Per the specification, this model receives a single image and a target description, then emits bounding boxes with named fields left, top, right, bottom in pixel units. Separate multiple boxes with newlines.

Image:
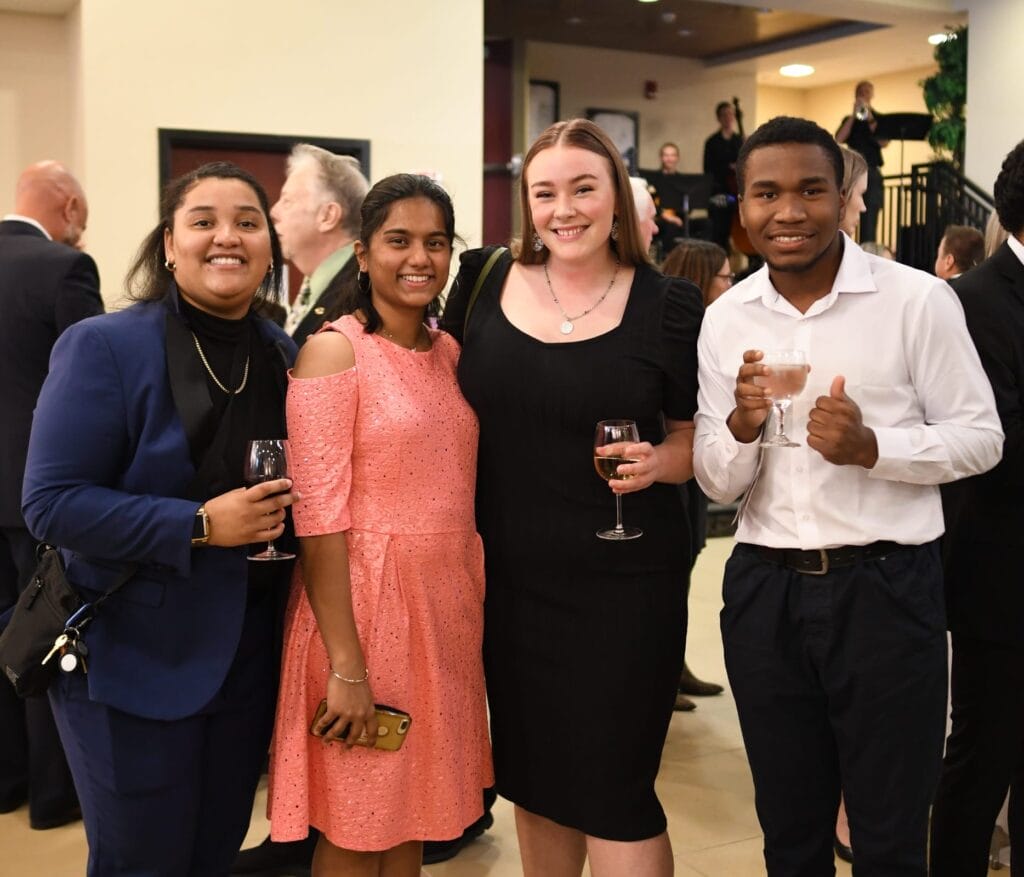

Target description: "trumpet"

left=855, top=102, right=870, bottom=122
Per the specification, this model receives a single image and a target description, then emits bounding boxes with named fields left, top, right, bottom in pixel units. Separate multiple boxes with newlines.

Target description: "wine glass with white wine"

left=593, top=420, right=643, bottom=541
left=753, top=350, right=808, bottom=448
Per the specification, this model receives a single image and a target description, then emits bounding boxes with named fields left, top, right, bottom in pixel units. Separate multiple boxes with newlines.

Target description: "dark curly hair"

left=994, top=140, right=1024, bottom=237
left=354, top=173, right=456, bottom=334
left=736, top=116, right=844, bottom=194
left=125, top=161, right=283, bottom=307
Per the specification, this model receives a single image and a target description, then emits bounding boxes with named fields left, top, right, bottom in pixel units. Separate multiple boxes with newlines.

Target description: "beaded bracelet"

left=331, top=667, right=369, bottom=684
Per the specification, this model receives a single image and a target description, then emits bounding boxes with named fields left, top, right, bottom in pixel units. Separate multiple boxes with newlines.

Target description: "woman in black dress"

left=443, top=119, right=701, bottom=876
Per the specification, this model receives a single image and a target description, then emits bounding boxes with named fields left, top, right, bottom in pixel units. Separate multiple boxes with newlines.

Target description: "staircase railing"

left=877, top=161, right=993, bottom=270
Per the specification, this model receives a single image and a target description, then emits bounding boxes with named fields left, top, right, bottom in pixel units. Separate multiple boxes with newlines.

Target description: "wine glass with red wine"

left=244, top=439, right=296, bottom=561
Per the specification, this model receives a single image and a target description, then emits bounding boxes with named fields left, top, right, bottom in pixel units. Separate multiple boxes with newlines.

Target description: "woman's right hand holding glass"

left=728, top=349, right=772, bottom=443
left=319, top=669, right=377, bottom=748
left=201, top=479, right=296, bottom=548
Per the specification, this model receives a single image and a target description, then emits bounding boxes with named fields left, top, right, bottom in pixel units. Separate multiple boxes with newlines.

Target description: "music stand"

left=875, top=113, right=932, bottom=172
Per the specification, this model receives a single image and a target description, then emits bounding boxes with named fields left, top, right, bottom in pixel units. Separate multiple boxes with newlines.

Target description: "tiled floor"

left=0, top=538, right=853, bottom=875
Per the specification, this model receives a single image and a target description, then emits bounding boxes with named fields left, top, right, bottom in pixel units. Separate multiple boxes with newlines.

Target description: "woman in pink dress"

left=268, top=174, right=492, bottom=875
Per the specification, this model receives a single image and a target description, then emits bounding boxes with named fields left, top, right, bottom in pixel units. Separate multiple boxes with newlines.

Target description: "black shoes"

left=673, top=693, right=697, bottom=711
left=422, top=810, right=495, bottom=865
left=678, top=664, right=725, bottom=698
left=29, top=802, right=81, bottom=830
left=230, top=833, right=317, bottom=876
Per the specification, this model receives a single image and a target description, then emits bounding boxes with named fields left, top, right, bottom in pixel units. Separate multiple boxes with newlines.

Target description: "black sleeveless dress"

left=444, top=249, right=702, bottom=841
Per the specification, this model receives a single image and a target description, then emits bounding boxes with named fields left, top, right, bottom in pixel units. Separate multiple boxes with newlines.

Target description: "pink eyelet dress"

left=267, top=315, right=493, bottom=851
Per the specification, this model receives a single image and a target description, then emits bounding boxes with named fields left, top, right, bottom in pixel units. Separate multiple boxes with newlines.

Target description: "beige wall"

left=40, top=0, right=483, bottom=303
left=0, top=11, right=73, bottom=215
left=757, top=65, right=937, bottom=177
left=525, top=41, right=756, bottom=174
left=962, top=0, right=1024, bottom=195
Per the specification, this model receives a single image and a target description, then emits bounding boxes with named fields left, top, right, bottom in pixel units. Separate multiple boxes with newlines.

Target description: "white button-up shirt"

left=694, top=235, right=1003, bottom=549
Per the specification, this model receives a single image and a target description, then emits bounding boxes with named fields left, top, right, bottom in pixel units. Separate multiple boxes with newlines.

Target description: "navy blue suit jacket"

left=22, top=290, right=297, bottom=720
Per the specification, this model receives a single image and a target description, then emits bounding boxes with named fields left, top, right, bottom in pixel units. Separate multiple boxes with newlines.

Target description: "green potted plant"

left=921, top=26, right=967, bottom=170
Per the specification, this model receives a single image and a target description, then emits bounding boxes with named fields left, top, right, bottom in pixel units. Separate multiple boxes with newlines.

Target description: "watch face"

left=192, top=510, right=208, bottom=541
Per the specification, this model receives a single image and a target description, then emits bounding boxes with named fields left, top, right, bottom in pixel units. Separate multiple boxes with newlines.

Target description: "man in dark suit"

left=0, top=160, right=103, bottom=828
left=271, top=143, right=368, bottom=346
left=931, top=139, right=1024, bottom=875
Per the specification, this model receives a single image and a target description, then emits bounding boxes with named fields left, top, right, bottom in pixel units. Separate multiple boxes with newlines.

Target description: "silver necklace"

left=379, top=324, right=429, bottom=351
left=191, top=332, right=249, bottom=394
left=543, top=259, right=620, bottom=335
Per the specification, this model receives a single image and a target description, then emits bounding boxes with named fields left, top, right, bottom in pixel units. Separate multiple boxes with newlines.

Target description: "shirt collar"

left=2, top=214, right=51, bottom=240
left=1006, top=233, right=1024, bottom=268
left=308, top=242, right=355, bottom=300
left=736, top=232, right=878, bottom=313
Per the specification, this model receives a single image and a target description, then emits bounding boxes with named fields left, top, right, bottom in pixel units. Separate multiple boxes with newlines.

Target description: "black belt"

left=746, top=540, right=905, bottom=576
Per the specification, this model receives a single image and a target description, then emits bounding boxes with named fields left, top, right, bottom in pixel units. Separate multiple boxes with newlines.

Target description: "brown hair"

left=517, top=119, right=649, bottom=267
left=941, top=224, right=985, bottom=273
left=662, top=239, right=727, bottom=306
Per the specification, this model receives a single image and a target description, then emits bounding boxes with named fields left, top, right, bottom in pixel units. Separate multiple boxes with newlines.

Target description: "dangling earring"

left=610, top=220, right=620, bottom=242
left=164, top=259, right=176, bottom=271
left=531, top=232, right=545, bottom=253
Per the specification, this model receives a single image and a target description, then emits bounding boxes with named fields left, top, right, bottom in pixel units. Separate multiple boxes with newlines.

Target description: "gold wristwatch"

left=191, top=504, right=210, bottom=546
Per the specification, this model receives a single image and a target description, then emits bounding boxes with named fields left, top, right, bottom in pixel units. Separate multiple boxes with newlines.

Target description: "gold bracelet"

left=331, top=667, right=369, bottom=684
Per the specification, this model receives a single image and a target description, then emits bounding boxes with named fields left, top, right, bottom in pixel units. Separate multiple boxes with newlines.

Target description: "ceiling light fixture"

left=779, top=64, right=815, bottom=77
left=928, top=32, right=950, bottom=45
left=638, top=0, right=660, bottom=4
left=677, top=28, right=692, bottom=37
left=566, top=15, right=582, bottom=25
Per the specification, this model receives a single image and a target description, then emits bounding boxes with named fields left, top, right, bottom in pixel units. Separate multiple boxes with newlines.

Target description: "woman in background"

left=840, top=146, right=869, bottom=240
left=269, top=174, right=492, bottom=877
left=22, top=162, right=297, bottom=875
left=660, top=237, right=732, bottom=711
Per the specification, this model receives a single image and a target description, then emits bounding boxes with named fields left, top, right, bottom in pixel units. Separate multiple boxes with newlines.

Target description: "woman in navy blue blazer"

left=22, top=162, right=298, bottom=876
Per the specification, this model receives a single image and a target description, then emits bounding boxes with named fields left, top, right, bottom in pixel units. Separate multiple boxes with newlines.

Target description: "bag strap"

left=464, top=246, right=508, bottom=337
left=39, top=544, right=138, bottom=633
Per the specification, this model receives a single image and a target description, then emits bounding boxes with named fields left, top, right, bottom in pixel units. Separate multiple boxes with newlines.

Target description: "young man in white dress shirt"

left=693, top=116, right=1003, bottom=877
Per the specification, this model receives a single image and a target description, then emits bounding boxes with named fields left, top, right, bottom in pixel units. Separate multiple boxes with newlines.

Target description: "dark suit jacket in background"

left=0, top=220, right=103, bottom=528
left=943, top=241, right=1024, bottom=647
left=291, top=253, right=358, bottom=345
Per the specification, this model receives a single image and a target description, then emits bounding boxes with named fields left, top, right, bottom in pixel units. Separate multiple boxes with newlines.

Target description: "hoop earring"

left=531, top=232, right=545, bottom=253
left=164, top=259, right=176, bottom=271
left=610, top=220, right=619, bottom=242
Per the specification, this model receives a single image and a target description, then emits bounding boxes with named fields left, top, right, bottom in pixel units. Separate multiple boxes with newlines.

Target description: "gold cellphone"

left=309, top=699, right=412, bottom=751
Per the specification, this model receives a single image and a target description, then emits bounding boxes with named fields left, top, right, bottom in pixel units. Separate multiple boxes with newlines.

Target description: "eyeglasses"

left=716, top=272, right=735, bottom=285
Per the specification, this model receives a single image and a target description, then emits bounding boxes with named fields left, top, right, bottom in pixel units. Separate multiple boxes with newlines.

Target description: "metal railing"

left=876, top=161, right=994, bottom=270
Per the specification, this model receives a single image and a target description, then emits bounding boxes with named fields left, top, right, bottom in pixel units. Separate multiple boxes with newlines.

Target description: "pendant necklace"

left=544, top=258, right=620, bottom=335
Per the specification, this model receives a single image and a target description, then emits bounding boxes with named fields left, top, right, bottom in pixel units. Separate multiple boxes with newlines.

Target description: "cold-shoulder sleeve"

left=658, top=276, right=703, bottom=421
left=286, top=368, right=358, bottom=536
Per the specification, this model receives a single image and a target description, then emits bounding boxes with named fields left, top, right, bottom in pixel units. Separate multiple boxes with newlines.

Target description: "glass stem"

left=266, top=539, right=275, bottom=553
left=614, top=493, right=625, bottom=533
left=775, top=403, right=786, bottom=440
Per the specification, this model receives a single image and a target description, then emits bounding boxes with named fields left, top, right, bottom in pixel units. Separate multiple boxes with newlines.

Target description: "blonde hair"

left=985, top=211, right=1009, bottom=258
left=840, top=146, right=868, bottom=197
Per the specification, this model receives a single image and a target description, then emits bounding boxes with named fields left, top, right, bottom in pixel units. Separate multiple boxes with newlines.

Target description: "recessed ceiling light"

left=779, top=64, right=815, bottom=77
left=928, top=32, right=950, bottom=45
left=566, top=15, right=582, bottom=24
left=677, top=28, right=692, bottom=37
left=638, top=0, right=660, bottom=4
left=661, top=11, right=677, bottom=22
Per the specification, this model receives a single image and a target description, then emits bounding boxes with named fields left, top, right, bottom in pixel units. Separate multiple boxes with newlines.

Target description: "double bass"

left=726, top=97, right=756, bottom=256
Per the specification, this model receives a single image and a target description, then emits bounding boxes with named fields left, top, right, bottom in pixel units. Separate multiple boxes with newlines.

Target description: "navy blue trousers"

left=49, top=588, right=277, bottom=877
left=722, top=541, right=947, bottom=877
